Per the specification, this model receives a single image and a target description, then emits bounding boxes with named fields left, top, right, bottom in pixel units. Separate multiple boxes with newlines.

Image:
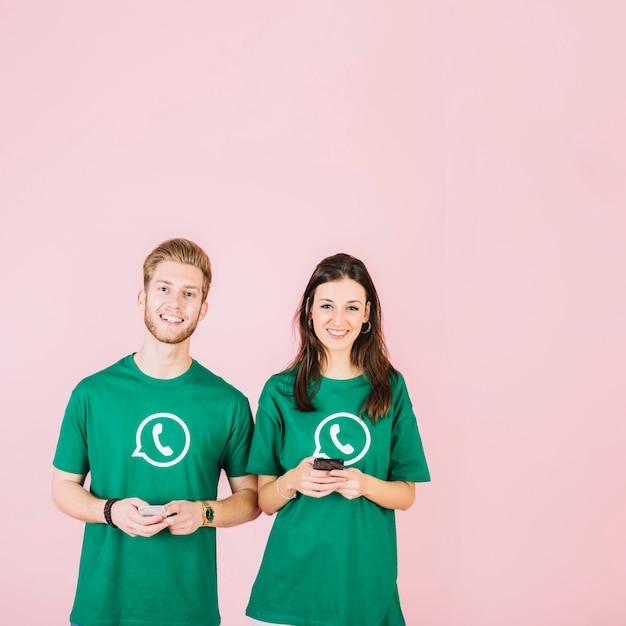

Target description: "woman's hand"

left=331, top=467, right=372, bottom=500
left=331, top=469, right=417, bottom=510
left=258, top=456, right=347, bottom=515
left=288, top=456, right=346, bottom=498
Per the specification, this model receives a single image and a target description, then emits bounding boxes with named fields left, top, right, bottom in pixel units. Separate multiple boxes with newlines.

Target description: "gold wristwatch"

left=201, top=500, right=215, bottom=527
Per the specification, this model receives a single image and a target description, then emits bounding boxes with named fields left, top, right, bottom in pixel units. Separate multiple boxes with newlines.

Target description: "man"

left=52, top=238, right=259, bottom=626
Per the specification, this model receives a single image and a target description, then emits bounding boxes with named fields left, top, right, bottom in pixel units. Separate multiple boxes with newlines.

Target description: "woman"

left=246, top=253, right=430, bottom=626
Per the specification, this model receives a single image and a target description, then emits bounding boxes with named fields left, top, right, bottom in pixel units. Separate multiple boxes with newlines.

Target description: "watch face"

left=205, top=505, right=214, bottom=523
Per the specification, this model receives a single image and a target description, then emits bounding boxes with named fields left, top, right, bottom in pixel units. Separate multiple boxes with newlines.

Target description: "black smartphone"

left=313, top=457, right=344, bottom=470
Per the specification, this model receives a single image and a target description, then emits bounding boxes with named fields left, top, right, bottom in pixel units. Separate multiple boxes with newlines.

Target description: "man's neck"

left=133, top=334, right=193, bottom=380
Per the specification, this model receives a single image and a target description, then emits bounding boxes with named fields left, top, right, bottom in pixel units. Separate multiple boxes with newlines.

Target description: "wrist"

left=200, top=500, right=215, bottom=527
left=103, top=498, right=120, bottom=528
left=362, top=473, right=376, bottom=499
left=276, top=474, right=297, bottom=501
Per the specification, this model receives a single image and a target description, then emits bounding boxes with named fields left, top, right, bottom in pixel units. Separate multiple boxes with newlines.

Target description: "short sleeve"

left=52, top=384, right=90, bottom=475
left=246, top=376, right=286, bottom=476
left=218, top=393, right=255, bottom=478
left=388, top=373, right=430, bottom=482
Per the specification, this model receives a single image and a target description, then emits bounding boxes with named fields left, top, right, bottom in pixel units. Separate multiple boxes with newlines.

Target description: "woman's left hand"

left=330, top=472, right=417, bottom=510
left=330, top=467, right=372, bottom=500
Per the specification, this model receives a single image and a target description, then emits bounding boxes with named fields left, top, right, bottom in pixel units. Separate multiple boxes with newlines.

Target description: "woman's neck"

left=320, top=352, right=363, bottom=380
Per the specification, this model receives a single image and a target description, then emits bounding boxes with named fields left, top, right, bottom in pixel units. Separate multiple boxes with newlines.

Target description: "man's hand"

left=164, top=500, right=203, bottom=535
left=109, top=497, right=170, bottom=537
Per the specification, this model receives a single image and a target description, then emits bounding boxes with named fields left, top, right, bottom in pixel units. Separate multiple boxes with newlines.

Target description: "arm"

left=51, top=468, right=169, bottom=537
left=332, top=467, right=416, bottom=510
left=165, top=473, right=260, bottom=535
left=257, top=456, right=346, bottom=516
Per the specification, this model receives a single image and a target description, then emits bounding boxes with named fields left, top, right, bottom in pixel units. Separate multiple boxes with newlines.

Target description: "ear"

left=138, top=290, right=146, bottom=309
left=198, top=300, right=209, bottom=322
left=364, top=300, right=371, bottom=322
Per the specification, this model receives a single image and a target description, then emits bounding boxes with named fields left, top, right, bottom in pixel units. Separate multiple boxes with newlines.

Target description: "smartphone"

left=138, top=504, right=167, bottom=516
left=313, top=457, right=344, bottom=470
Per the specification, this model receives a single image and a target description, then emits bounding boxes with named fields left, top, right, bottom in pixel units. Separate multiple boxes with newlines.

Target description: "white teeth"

left=161, top=314, right=183, bottom=323
left=328, top=329, right=348, bottom=337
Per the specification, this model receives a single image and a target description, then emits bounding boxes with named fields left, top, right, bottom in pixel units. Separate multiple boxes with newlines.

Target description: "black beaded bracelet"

left=104, top=498, right=120, bottom=528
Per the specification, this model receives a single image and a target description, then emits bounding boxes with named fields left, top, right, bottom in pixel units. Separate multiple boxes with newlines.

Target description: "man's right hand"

left=109, top=497, right=169, bottom=537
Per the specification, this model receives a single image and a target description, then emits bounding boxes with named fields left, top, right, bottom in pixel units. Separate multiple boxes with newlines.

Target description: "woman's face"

left=309, top=278, right=370, bottom=358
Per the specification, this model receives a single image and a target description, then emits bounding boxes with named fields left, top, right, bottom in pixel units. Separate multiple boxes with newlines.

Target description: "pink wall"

left=1, top=2, right=624, bottom=624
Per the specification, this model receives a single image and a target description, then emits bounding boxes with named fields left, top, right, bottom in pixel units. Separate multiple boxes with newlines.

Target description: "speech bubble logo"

left=132, top=412, right=190, bottom=467
left=312, top=412, right=371, bottom=466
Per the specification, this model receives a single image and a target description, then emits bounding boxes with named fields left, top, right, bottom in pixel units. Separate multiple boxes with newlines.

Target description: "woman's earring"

left=308, top=319, right=314, bottom=330
left=361, top=321, right=372, bottom=334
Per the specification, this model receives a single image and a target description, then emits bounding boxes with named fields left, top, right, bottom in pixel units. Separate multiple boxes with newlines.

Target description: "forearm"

left=362, top=477, right=415, bottom=510
left=52, top=474, right=106, bottom=524
left=258, top=473, right=296, bottom=516
left=207, top=486, right=260, bottom=527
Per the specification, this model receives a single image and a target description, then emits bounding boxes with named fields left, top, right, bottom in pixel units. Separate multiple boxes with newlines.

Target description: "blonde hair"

left=143, top=238, right=212, bottom=301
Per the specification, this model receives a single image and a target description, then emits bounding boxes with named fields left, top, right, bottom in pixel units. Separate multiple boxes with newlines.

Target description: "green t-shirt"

left=53, top=355, right=254, bottom=626
left=245, top=370, right=430, bottom=626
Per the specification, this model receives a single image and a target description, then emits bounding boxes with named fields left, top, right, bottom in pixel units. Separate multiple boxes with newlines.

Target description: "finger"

left=302, top=478, right=342, bottom=489
left=141, top=514, right=166, bottom=526
left=301, top=489, right=334, bottom=499
left=308, top=476, right=346, bottom=487
left=303, top=482, right=342, bottom=495
left=141, top=521, right=168, bottom=536
left=168, top=522, right=194, bottom=535
left=334, top=489, right=356, bottom=500
left=164, top=501, right=181, bottom=514
left=126, top=497, right=149, bottom=509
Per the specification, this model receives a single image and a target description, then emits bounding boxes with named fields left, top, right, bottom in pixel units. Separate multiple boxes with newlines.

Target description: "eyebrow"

left=318, top=298, right=363, bottom=304
left=155, top=280, right=201, bottom=291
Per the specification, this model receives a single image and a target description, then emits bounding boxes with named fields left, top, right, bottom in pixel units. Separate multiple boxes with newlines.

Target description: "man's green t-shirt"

left=246, top=370, right=430, bottom=626
left=53, top=355, right=253, bottom=626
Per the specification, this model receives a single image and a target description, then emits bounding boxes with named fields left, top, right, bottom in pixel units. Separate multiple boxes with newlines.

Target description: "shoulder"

left=261, top=368, right=296, bottom=395
left=71, top=355, right=132, bottom=394
left=191, top=360, right=250, bottom=404
left=390, top=369, right=406, bottom=387
left=389, top=370, right=411, bottom=397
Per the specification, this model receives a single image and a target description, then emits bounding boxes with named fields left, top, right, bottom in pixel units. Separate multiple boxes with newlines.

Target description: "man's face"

left=139, top=261, right=208, bottom=345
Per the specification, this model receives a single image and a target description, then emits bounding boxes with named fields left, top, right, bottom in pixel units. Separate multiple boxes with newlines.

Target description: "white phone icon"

left=330, top=423, right=354, bottom=455
left=152, top=423, right=173, bottom=457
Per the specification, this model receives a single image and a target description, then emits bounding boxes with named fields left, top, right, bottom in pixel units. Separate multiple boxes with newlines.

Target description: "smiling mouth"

left=327, top=328, right=349, bottom=338
left=160, top=314, right=184, bottom=324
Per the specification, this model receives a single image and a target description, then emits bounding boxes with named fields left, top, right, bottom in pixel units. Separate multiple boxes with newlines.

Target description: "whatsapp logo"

left=132, top=413, right=190, bottom=467
left=312, top=412, right=371, bottom=467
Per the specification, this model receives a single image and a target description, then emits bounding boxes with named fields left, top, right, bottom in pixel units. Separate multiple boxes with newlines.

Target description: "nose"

left=332, top=309, right=345, bottom=325
left=168, top=290, right=185, bottom=309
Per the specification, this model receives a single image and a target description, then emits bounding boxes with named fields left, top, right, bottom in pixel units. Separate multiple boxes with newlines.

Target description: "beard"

left=144, top=311, right=200, bottom=345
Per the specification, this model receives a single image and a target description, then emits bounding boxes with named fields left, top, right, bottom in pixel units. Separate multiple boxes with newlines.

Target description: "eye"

left=158, top=286, right=168, bottom=292
left=184, top=291, right=196, bottom=298
left=320, top=304, right=332, bottom=310
left=347, top=305, right=359, bottom=312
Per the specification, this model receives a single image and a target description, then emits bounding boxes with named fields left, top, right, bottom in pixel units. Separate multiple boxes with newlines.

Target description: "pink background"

left=1, top=2, right=625, bottom=624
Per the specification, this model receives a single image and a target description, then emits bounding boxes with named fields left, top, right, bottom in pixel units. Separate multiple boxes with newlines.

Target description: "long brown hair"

left=289, top=253, right=396, bottom=423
